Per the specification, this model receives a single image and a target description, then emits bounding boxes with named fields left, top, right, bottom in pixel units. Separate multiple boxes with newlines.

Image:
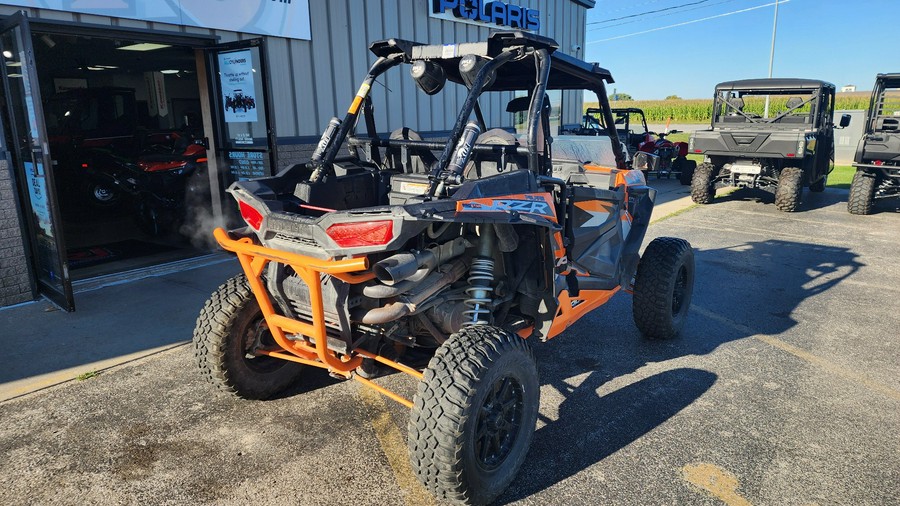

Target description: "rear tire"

left=848, top=170, right=876, bottom=215
left=633, top=237, right=695, bottom=340
left=408, top=325, right=539, bottom=505
left=774, top=167, right=803, bottom=212
left=690, top=162, right=715, bottom=204
left=193, top=274, right=303, bottom=400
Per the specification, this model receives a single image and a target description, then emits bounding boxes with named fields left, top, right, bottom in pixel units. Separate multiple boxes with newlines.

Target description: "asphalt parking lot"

left=1, top=187, right=898, bottom=505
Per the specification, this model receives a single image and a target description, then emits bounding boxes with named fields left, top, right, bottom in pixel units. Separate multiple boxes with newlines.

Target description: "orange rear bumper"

left=213, top=227, right=421, bottom=407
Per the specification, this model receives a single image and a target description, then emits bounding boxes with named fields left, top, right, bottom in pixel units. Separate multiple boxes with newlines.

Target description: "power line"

left=589, top=0, right=741, bottom=31
left=588, top=0, right=713, bottom=25
left=587, top=0, right=790, bottom=43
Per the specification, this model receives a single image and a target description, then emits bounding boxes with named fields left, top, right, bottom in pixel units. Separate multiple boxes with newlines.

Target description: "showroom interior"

left=14, top=29, right=209, bottom=280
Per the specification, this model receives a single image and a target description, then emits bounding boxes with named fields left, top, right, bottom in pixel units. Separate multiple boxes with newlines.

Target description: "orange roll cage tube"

left=212, top=227, right=422, bottom=408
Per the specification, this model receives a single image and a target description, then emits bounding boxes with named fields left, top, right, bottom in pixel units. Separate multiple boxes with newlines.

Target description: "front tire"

left=193, top=274, right=303, bottom=400
left=774, top=167, right=803, bottom=212
left=408, top=326, right=539, bottom=505
left=633, top=237, right=695, bottom=340
left=848, top=170, right=876, bottom=215
left=690, top=162, right=715, bottom=204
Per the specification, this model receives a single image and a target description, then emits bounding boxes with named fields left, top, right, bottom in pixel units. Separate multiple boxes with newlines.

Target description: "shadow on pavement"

left=713, top=187, right=840, bottom=212
left=500, top=368, right=717, bottom=503
left=499, top=236, right=862, bottom=502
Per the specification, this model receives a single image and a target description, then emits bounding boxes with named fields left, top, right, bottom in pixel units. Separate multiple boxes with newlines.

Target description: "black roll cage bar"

left=307, top=32, right=626, bottom=192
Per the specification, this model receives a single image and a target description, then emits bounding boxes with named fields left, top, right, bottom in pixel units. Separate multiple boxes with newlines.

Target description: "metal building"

left=0, top=0, right=593, bottom=311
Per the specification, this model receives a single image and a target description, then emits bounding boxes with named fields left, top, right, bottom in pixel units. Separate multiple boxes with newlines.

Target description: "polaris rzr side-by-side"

left=848, top=73, right=900, bottom=214
left=689, top=78, right=850, bottom=212
left=193, top=32, right=695, bottom=505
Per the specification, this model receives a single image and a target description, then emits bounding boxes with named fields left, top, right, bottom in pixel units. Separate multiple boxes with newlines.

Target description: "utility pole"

left=764, top=0, right=780, bottom=118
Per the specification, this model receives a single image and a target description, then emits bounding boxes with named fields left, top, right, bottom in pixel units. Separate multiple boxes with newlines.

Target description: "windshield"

left=714, top=89, right=820, bottom=127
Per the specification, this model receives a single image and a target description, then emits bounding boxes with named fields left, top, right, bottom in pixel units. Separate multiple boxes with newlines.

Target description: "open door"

left=0, top=12, right=73, bottom=311
left=206, top=39, right=277, bottom=196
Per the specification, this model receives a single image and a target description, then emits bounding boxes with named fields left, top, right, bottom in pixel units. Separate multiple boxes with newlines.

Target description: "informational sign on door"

left=218, top=50, right=258, bottom=124
left=226, top=150, right=267, bottom=181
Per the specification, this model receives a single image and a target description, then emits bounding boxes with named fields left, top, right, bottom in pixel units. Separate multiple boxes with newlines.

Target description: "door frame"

left=0, top=11, right=73, bottom=311
left=205, top=38, right=279, bottom=183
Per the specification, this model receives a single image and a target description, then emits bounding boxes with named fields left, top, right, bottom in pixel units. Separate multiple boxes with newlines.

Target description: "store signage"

left=430, top=0, right=540, bottom=31
left=4, top=1, right=311, bottom=40
left=218, top=50, right=259, bottom=124
left=227, top=151, right=267, bottom=181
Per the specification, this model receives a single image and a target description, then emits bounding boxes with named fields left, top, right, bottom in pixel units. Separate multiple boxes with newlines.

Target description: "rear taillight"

left=326, top=221, right=393, bottom=248
left=239, top=200, right=264, bottom=230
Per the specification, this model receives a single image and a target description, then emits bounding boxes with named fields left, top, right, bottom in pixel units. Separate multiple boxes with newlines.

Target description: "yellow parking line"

left=691, top=305, right=900, bottom=402
left=359, top=386, right=435, bottom=506
left=682, top=462, right=752, bottom=506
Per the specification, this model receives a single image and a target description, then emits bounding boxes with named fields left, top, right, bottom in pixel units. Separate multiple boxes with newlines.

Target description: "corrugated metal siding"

left=2, top=1, right=588, bottom=137
left=280, top=0, right=588, bottom=137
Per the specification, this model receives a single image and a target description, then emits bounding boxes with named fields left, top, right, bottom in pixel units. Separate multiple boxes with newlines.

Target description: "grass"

left=76, top=370, right=100, bottom=381
left=828, top=165, right=855, bottom=189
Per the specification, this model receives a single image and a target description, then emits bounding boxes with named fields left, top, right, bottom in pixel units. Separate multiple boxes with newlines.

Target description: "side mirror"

left=839, top=114, right=851, bottom=128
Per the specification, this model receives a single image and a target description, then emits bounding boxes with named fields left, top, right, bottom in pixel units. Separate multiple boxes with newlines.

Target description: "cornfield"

left=585, top=94, right=872, bottom=123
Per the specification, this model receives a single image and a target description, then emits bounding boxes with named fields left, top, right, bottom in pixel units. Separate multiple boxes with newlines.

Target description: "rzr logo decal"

left=460, top=199, right=552, bottom=217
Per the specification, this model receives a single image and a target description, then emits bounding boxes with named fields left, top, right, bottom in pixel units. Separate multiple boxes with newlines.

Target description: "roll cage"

left=307, top=31, right=625, bottom=198
left=864, top=73, right=900, bottom=134
left=712, top=78, right=836, bottom=129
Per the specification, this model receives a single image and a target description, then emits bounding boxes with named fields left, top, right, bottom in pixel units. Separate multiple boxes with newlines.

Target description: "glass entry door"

left=0, top=12, right=73, bottom=311
left=206, top=38, right=277, bottom=185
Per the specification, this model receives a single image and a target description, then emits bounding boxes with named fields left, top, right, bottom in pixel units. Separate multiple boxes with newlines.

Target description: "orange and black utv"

left=194, top=31, right=695, bottom=505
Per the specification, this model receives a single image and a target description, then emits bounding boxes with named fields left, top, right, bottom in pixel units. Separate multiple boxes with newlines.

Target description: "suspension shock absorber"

left=463, top=225, right=496, bottom=326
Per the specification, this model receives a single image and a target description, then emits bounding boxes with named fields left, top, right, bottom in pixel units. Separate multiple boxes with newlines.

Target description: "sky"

left=584, top=0, right=899, bottom=100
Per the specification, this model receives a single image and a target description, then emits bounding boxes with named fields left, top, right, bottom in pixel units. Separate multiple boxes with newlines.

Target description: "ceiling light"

left=159, top=69, right=180, bottom=74
left=95, top=65, right=118, bottom=69
left=40, top=35, right=56, bottom=48
left=86, top=66, right=106, bottom=71
left=117, top=43, right=171, bottom=52
left=7, top=73, right=22, bottom=78
left=5, top=61, right=22, bottom=67
left=2, top=50, right=11, bottom=58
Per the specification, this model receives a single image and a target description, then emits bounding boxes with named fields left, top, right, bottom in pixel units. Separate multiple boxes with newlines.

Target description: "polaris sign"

left=430, top=0, right=541, bottom=31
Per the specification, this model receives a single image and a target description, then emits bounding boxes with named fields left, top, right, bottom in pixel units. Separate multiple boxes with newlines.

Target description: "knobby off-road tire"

left=690, top=162, right=715, bottom=204
left=676, top=158, right=696, bottom=186
left=774, top=167, right=803, bottom=212
left=633, top=237, right=695, bottom=340
left=848, top=170, right=876, bottom=215
left=408, top=325, right=539, bottom=505
left=193, top=274, right=303, bottom=400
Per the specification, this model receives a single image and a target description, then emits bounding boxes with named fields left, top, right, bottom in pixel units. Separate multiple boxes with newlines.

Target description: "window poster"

left=218, top=49, right=258, bottom=124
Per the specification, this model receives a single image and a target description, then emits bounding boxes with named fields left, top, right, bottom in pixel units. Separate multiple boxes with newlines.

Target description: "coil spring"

left=463, top=257, right=495, bottom=326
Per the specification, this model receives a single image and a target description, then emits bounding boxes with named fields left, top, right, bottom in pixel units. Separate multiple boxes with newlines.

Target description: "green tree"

left=665, top=95, right=682, bottom=100
left=609, top=92, right=632, bottom=101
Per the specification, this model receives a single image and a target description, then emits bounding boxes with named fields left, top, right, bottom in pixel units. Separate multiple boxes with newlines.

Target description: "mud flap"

left=618, top=186, right=656, bottom=288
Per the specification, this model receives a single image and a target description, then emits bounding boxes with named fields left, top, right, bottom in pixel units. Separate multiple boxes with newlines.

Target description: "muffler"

left=373, top=237, right=468, bottom=285
left=355, top=259, right=468, bottom=324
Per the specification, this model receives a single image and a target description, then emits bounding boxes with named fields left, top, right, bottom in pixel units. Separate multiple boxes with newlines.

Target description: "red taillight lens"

left=786, top=153, right=796, bottom=157
left=326, top=221, right=393, bottom=248
left=693, top=149, right=702, bottom=153
left=239, top=200, right=264, bottom=230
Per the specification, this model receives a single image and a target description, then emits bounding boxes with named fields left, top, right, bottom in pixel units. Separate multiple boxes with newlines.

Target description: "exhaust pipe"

left=355, top=259, right=468, bottom=324
left=373, top=237, right=468, bottom=285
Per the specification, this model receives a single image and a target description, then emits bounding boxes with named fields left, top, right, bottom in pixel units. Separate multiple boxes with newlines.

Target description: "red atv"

left=634, top=130, right=695, bottom=185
